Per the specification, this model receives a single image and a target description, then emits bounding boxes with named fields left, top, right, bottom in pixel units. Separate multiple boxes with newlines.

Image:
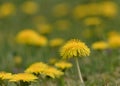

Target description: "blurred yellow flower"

left=42, top=67, right=64, bottom=78
left=25, top=62, right=63, bottom=78
left=49, top=38, right=64, bottom=47
left=73, top=2, right=117, bottom=19
left=92, top=41, right=109, bottom=50
left=107, top=31, right=120, bottom=37
left=16, top=29, right=47, bottom=46
left=55, top=20, right=70, bottom=30
left=21, top=1, right=38, bottom=15
left=100, top=1, right=118, bottom=18
left=87, top=3, right=101, bottom=16
left=14, top=56, right=22, bottom=65
left=35, top=35, right=48, bottom=46
left=25, top=62, right=48, bottom=74
left=108, top=35, right=120, bottom=48
left=10, top=73, right=37, bottom=82
left=73, top=5, right=88, bottom=19
left=73, top=3, right=100, bottom=19
left=52, top=3, right=69, bottom=17
left=83, top=17, right=102, bottom=26
left=0, top=72, right=12, bottom=80
left=60, top=39, right=90, bottom=59
left=36, top=23, right=52, bottom=35
left=0, top=2, right=15, bottom=17
left=55, top=61, right=72, bottom=70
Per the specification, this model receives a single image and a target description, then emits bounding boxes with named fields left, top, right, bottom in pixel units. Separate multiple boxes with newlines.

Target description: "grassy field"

left=0, top=0, right=120, bottom=86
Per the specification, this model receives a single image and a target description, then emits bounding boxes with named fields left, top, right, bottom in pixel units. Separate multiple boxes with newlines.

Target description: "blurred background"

left=0, top=0, right=120, bottom=85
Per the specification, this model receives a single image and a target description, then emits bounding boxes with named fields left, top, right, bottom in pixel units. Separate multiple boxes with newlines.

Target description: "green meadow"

left=0, top=0, right=120, bottom=86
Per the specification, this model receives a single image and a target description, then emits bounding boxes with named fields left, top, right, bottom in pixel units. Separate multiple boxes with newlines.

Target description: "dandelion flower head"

left=0, top=72, right=12, bottom=80
left=60, top=39, right=90, bottom=59
left=55, top=61, right=72, bottom=70
left=49, top=38, right=64, bottom=47
left=108, top=35, right=120, bottom=48
left=0, top=2, right=15, bottom=17
left=92, top=41, right=109, bottom=50
left=42, top=67, right=64, bottom=78
left=25, top=62, right=48, bottom=75
left=10, top=73, right=37, bottom=82
left=16, top=29, right=47, bottom=46
left=21, top=1, right=38, bottom=15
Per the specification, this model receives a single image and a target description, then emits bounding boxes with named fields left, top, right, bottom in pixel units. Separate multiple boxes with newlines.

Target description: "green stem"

left=75, top=58, right=85, bottom=86
left=58, top=77, right=65, bottom=86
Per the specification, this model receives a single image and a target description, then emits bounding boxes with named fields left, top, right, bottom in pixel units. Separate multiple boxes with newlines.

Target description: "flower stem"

left=75, top=58, right=85, bottom=86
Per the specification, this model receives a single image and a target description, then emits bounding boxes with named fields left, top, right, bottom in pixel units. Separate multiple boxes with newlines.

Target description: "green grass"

left=0, top=0, right=120, bottom=86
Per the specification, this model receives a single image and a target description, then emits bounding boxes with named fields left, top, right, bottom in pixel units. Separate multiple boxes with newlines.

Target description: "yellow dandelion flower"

left=42, top=67, right=64, bottom=78
left=108, top=35, right=120, bottom=48
left=107, top=31, right=120, bottom=37
left=25, top=62, right=48, bottom=74
left=0, top=72, right=12, bottom=80
left=87, top=3, right=101, bottom=16
left=35, top=35, right=47, bottom=46
left=21, top=1, right=38, bottom=15
left=52, top=3, right=69, bottom=17
left=100, top=1, right=118, bottom=18
left=73, top=4, right=88, bottom=19
left=10, top=73, right=37, bottom=82
left=25, top=62, right=63, bottom=78
left=36, top=23, right=52, bottom=35
left=55, top=61, right=72, bottom=70
left=16, top=29, right=40, bottom=44
left=0, top=2, right=15, bottom=18
left=16, top=29, right=47, bottom=46
left=60, top=39, right=90, bottom=59
left=83, top=17, right=102, bottom=26
left=73, top=3, right=100, bottom=19
left=92, top=41, right=109, bottom=50
left=14, top=56, right=22, bottom=65
left=49, top=38, right=64, bottom=47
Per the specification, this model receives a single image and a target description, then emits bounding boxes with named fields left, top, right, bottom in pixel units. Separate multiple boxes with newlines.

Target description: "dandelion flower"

left=42, top=67, right=64, bottom=78
left=60, top=39, right=90, bottom=85
left=52, top=3, right=69, bottom=17
left=83, top=17, right=102, bottom=26
left=10, top=73, right=37, bottom=82
left=25, top=62, right=48, bottom=75
left=0, top=2, right=15, bottom=17
left=108, top=35, right=120, bottom=48
left=49, top=38, right=64, bottom=47
left=55, top=61, right=72, bottom=70
left=14, top=56, right=22, bottom=65
left=36, top=23, right=52, bottom=35
left=100, top=1, right=118, bottom=18
left=0, top=72, right=12, bottom=80
left=92, top=41, right=109, bottom=50
left=60, top=39, right=90, bottom=59
left=73, top=5, right=88, bottom=19
left=25, top=62, right=63, bottom=78
left=73, top=3, right=100, bottom=19
left=21, top=1, right=38, bottom=15
left=107, top=31, right=120, bottom=37
left=16, top=29, right=47, bottom=46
